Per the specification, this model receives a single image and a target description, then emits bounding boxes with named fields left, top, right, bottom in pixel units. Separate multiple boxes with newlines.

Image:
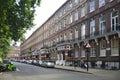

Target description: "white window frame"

left=75, top=0, right=78, bottom=4
left=81, top=5, right=85, bottom=17
left=64, top=33, right=67, bottom=41
left=99, top=0, right=105, bottom=8
left=81, top=24, right=85, bottom=39
left=70, top=13, right=73, bottom=23
left=81, top=45, right=86, bottom=57
left=100, top=40, right=106, bottom=57
left=90, top=42, right=96, bottom=57
left=111, top=38, right=119, bottom=56
left=75, top=9, right=78, bottom=21
left=75, top=46, right=79, bottom=58
left=60, top=35, right=62, bottom=41
left=69, top=31, right=73, bottom=40
left=59, top=22, right=62, bottom=29
left=75, top=27, right=78, bottom=39
left=89, top=0, right=95, bottom=12
left=64, top=18, right=66, bottom=27
left=63, top=6, right=66, bottom=14
left=109, top=0, right=113, bottom=2
left=111, top=10, right=119, bottom=31
left=90, top=19, right=95, bottom=37
left=69, top=1, right=72, bottom=8
left=99, top=15, right=106, bottom=35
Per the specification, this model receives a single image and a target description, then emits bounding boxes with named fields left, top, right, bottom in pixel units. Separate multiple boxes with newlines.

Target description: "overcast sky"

left=25, top=0, right=67, bottom=39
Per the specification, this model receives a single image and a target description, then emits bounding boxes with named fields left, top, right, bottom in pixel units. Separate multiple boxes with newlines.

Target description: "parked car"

left=40, top=60, right=55, bottom=68
left=32, top=60, right=38, bottom=65
left=38, top=60, right=43, bottom=66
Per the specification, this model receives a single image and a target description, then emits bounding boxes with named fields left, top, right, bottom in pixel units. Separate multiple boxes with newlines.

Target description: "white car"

left=40, top=60, right=55, bottom=68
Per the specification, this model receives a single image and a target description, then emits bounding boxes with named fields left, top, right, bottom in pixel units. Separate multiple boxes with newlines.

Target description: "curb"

left=55, top=67, right=92, bottom=74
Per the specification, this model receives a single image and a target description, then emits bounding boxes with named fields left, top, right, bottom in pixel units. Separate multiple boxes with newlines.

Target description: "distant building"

left=8, top=46, right=20, bottom=60
left=20, top=0, right=120, bottom=69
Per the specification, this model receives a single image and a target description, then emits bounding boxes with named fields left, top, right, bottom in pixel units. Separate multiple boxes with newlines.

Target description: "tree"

left=0, top=0, right=41, bottom=59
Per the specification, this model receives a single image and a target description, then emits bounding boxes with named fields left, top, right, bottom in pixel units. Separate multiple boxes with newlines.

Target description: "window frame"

left=99, top=0, right=105, bottom=8
left=89, top=0, right=95, bottom=12
left=81, top=5, right=85, bottom=17
left=90, top=19, right=95, bottom=37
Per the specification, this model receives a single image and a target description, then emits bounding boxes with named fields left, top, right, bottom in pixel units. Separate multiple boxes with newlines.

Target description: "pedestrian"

left=80, top=60, right=85, bottom=68
left=74, top=60, right=78, bottom=69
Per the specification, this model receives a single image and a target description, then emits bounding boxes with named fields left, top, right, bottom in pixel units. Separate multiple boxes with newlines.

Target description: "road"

left=0, top=62, right=119, bottom=80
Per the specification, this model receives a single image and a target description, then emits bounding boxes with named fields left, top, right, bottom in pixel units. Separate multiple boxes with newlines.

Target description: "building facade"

left=8, top=46, right=20, bottom=60
left=20, top=0, right=120, bottom=69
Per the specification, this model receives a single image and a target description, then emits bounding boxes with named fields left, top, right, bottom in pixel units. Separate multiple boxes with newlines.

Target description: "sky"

left=25, top=0, right=67, bottom=39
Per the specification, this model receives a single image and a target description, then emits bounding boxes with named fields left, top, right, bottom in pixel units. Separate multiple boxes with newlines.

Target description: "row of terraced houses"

left=20, top=0, right=120, bottom=69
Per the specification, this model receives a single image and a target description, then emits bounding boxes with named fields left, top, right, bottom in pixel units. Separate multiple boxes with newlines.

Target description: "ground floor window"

left=90, top=42, right=96, bottom=57
left=111, top=38, right=119, bottom=56
left=75, top=45, right=79, bottom=58
left=80, top=44, right=85, bottom=57
left=100, top=40, right=106, bottom=56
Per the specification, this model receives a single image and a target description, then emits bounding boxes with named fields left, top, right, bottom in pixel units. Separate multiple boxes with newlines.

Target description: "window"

left=75, top=46, right=79, bottom=58
left=89, top=0, right=95, bottom=12
left=64, top=33, right=67, bottom=41
left=64, top=18, right=66, bottom=27
left=111, top=10, right=119, bottom=31
left=90, top=42, right=96, bottom=57
left=69, top=31, right=73, bottom=40
left=75, top=9, right=78, bottom=21
left=99, top=0, right=105, bottom=7
left=109, top=0, right=113, bottom=2
left=63, top=6, right=66, bottom=14
left=60, top=35, right=62, bottom=41
left=90, top=19, right=95, bottom=37
left=111, top=38, right=119, bottom=56
left=100, top=40, right=106, bottom=56
left=81, top=24, right=85, bottom=39
left=99, top=15, right=106, bottom=35
left=56, top=25, right=58, bottom=32
left=69, top=1, right=72, bottom=8
left=75, top=0, right=78, bottom=4
left=81, top=44, right=86, bottom=57
left=59, top=22, right=62, bottom=29
left=75, top=27, right=78, bottom=39
left=70, top=13, right=73, bottom=23
left=81, top=5, right=85, bottom=17
left=56, top=38, right=59, bottom=43
left=60, top=11, right=62, bottom=17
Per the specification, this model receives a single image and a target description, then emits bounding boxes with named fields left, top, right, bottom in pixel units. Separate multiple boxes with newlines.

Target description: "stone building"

left=20, top=0, right=120, bottom=69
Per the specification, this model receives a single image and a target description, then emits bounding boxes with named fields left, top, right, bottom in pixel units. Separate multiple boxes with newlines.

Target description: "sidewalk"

left=55, top=65, right=120, bottom=78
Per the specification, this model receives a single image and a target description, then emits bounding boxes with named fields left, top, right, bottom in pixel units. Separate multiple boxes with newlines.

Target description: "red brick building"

left=20, top=0, right=120, bottom=69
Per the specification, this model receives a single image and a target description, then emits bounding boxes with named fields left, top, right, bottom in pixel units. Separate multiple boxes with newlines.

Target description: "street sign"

left=86, top=43, right=91, bottom=48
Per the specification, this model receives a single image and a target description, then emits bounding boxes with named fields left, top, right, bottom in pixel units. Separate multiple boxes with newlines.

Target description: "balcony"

left=49, top=24, right=120, bottom=48
left=86, top=24, right=120, bottom=40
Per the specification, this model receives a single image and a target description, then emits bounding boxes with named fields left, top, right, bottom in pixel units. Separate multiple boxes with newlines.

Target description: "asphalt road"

left=0, top=62, right=119, bottom=80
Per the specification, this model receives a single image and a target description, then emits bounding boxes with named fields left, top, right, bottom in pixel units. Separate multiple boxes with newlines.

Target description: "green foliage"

left=0, top=0, right=41, bottom=59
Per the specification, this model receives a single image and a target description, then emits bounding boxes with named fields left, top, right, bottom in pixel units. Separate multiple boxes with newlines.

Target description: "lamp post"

left=85, top=43, right=91, bottom=71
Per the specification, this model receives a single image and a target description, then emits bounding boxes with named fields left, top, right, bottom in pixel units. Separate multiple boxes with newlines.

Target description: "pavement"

left=1, top=65, right=120, bottom=80
left=55, top=65, right=120, bottom=78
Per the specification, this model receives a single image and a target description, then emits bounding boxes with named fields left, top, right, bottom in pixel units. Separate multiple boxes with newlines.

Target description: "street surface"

left=0, top=62, right=119, bottom=80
